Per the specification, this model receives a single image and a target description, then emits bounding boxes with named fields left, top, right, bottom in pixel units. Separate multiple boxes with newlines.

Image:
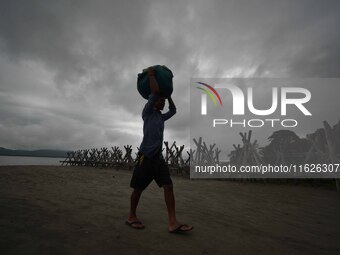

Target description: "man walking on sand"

left=126, top=67, right=193, bottom=233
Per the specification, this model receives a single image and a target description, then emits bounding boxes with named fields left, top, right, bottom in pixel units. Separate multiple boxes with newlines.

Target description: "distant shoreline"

left=0, top=154, right=65, bottom=158
left=0, top=147, right=68, bottom=158
left=0, top=155, right=65, bottom=166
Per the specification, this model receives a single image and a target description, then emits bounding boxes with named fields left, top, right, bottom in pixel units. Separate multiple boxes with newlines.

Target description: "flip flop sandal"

left=125, top=220, right=145, bottom=229
left=169, top=224, right=193, bottom=233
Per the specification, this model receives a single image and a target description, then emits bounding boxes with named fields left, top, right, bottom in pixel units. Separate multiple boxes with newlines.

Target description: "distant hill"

left=0, top=147, right=68, bottom=158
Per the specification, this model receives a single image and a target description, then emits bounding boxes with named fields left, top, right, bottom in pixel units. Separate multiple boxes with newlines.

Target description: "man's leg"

left=157, top=160, right=193, bottom=232
left=163, top=184, right=177, bottom=225
left=127, top=155, right=153, bottom=229
left=129, top=189, right=142, bottom=220
left=126, top=189, right=144, bottom=229
left=163, top=184, right=193, bottom=232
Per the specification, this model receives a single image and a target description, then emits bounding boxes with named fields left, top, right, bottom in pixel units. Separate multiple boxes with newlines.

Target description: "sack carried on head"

left=137, top=65, right=173, bottom=99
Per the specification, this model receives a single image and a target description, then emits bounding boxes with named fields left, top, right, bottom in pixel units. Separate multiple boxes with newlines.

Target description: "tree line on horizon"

left=229, top=120, right=340, bottom=165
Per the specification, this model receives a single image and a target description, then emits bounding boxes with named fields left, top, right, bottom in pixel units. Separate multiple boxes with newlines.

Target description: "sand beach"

left=1, top=165, right=340, bottom=255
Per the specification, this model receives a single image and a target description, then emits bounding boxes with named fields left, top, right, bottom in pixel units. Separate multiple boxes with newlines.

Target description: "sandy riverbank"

left=1, top=165, right=340, bottom=255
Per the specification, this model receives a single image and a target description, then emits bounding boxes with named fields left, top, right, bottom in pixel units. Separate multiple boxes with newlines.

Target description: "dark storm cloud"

left=0, top=0, right=339, bottom=151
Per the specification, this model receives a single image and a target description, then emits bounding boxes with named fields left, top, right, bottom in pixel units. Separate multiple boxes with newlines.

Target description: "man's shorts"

left=130, top=154, right=173, bottom=190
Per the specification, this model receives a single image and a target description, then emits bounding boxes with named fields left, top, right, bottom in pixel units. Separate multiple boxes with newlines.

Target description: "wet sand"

left=1, top=165, right=340, bottom=255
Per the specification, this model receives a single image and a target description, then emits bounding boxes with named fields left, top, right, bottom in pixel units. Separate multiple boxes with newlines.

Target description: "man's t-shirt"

left=139, top=94, right=176, bottom=159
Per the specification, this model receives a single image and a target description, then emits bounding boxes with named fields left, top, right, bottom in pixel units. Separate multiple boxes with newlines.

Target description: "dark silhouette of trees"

left=260, top=130, right=311, bottom=164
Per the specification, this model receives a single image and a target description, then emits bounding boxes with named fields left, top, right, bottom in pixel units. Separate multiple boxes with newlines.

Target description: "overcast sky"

left=0, top=0, right=339, bottom=153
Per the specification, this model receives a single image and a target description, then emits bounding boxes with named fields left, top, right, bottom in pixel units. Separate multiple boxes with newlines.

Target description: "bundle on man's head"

left=137, top=65, right=173, bottom=99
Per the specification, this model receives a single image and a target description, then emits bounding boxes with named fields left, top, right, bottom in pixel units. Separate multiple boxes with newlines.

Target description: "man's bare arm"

left=148, top=67, right=160, bottom=95
left=161, top=95, right=176, bottom=121
left=167, top=96, right=176, bottom=110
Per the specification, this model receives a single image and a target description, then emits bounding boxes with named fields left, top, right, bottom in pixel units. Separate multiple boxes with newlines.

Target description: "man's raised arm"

left=167, top=96, right=176, bottom=110
left=148, top=67, right=160, bottom=95
left=142, top=67, right=160, bottom=117
left=162, top=96, right=176, bottom=121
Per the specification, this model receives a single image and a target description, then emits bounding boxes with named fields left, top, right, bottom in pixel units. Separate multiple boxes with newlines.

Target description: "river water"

left=0, top=156, right=65, bottom=166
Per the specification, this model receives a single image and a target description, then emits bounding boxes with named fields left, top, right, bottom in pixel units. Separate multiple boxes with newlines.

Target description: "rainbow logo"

left=196, top=82, right=223, bottom=106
